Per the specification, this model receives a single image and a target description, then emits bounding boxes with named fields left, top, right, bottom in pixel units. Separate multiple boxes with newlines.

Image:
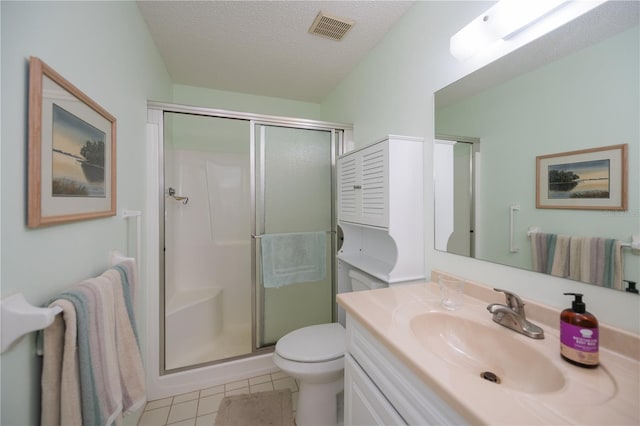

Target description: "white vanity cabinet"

left=345, top=354, right=406, bottom=425
left=345, top=315, right=469, bottom=426
left=337, top=135, right=424, bottom=284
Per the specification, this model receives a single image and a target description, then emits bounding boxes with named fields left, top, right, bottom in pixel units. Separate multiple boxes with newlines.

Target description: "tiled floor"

left=138, top=371, right=298, bottom=426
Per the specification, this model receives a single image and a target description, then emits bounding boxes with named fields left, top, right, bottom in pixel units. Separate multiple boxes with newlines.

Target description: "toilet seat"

left=275, top=323, right=345, bottom=363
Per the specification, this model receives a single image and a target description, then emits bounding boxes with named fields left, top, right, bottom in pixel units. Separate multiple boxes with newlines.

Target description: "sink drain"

left=480, top=371, right=501, bottom=384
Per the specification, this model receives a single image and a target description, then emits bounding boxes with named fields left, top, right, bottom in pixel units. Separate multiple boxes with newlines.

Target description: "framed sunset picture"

left=28, top=57, right=116, bottom=227
left=536, top=144, right=627, bottom=210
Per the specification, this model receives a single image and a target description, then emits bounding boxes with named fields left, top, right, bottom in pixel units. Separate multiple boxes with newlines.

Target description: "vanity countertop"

left=337, top=275, right=640, bottom=425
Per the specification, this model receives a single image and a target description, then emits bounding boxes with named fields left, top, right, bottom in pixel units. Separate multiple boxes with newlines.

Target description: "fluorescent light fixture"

left=450, top=0, right=569, bottom=60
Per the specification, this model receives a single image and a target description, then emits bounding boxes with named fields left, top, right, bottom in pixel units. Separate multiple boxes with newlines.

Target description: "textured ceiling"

left=137, top=1, right=415, bottom=103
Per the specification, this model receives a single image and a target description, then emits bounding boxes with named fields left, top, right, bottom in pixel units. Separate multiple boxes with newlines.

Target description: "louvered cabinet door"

left=338, top=155, right=360, bottom=224
left=337, top=142, right=389, bottom=228
left=358, top=143, right=388, bottom=228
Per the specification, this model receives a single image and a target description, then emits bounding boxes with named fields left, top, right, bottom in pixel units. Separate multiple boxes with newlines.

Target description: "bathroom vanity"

left=337, top=272, right=640, bottom=425
left=344, top=314, right=468, bottom=425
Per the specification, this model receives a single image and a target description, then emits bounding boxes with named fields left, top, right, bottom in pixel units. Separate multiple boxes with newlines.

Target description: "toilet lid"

left=275, top=323, right=345, bottom=363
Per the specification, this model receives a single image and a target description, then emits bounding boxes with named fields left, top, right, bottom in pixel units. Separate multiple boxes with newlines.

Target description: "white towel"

left=579, top=237, right=594, bottom=284
left=261, top=232, right=326, bottom=288
left=41, top=299, right=82, bottom=426
left=568, top=237, right=582, bottom=281
left=613, top=240, right=624, bottom=290
left=530, top=232, right=550, bottom=273
left=106, top=268, right=146, bottom=414
left=550, top=235, right=571, bottom=278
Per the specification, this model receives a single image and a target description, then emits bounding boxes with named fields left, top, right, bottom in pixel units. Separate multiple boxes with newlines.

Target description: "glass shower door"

left=254, top=125, right=335, bottom=348
left=163, top=113, right=253, bottom=371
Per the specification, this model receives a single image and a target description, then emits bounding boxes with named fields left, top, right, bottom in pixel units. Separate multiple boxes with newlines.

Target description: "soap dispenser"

left=560, top=293, right=599, bottom=368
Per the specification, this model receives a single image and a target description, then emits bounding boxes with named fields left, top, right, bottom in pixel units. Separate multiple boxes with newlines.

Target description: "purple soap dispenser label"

left=560, top=322, right=598, bottom=352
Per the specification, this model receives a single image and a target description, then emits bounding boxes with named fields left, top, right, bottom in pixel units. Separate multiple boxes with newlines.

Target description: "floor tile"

left=197, top=393, right=225, bottom=417
left=167, top=418, right=195, bottom=426
left=273, top=377, right=298, bottom=392
left=138, top=406, right=170, bottom=425
left=200, top=384, right=225, bottom=398
left=224, top=379, right=249, bottom=391
left=173, top=391, right=200, bottom=404
left=270, top=371, right=289, bottom=381
left=195, top=413, right=216, bottom=426
left=249, top=381, right=274, bottom=393
left=224, top=386, right=249, bottom=396
left=167, top=399, right=198, bottom=424
left=145, top=397, right=173, bottom=411
left=248, top=374, right=271, bottom=386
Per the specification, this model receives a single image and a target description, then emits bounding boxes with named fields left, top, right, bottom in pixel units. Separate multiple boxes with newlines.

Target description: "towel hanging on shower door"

left=260, top=232, right=326, bottom=288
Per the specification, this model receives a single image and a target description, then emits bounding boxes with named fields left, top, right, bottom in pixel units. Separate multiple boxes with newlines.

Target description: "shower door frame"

left=148, top=101, right=352, bottom=381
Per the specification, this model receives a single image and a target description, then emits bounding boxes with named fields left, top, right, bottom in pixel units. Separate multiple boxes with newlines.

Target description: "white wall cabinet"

left=344, top=315, right=469, bottom=426
left=337, top=135, right=424, bottom=284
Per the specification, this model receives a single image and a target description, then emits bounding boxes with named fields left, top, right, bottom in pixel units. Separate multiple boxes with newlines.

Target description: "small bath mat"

left=214, top=389, right=295, bottom=426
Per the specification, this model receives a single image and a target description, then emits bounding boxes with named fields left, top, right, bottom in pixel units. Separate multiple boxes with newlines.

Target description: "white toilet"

left=348, top=269, right=386, bottom=293
left=273, top=322, right=345, bottom=426
left=272, top=267, right=386, bottom=426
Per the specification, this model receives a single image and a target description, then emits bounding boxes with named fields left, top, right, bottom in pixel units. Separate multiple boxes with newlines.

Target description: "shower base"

left=165, top=287, right=252, bottom=370
left=166, top=324, right=252, bottom=370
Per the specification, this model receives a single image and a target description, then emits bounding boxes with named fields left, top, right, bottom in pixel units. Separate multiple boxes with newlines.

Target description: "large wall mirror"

left=434, top=1, right=639, bottom=293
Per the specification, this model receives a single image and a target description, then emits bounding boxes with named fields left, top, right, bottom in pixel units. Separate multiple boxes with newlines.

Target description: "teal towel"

left=58, top=289, right=104, bottom=426
left=546, top=233, right=557, bottom=274
left=602, top=238, right=616, bottom=288
left=113, top=264, right=139, bottom=345
left=261, top=232, right=326, bottom=288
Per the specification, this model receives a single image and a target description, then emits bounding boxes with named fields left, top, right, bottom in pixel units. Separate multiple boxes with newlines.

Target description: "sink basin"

left=410, top=312, right=566, bottom=394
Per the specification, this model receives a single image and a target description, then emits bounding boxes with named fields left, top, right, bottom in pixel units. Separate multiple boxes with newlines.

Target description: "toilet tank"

left=349, top=269, right=386, bottom=292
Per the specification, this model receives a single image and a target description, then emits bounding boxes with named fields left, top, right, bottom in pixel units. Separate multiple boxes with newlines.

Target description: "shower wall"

left=166, top=151, right=250, bottom=306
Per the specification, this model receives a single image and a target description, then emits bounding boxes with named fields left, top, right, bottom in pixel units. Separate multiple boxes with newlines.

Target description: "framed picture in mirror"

left=27, top=56, right=116, bottom=227
left=536, top=144, right=627, bottom=210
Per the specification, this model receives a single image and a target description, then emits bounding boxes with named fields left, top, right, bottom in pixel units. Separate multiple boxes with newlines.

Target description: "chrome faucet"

left=487, top=288, right=544, bottom=339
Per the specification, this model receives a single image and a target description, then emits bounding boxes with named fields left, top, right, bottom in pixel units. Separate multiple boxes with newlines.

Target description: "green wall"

left=173, top=84, right=322, bottom=120
left=1, top=1, right=172, bottom=424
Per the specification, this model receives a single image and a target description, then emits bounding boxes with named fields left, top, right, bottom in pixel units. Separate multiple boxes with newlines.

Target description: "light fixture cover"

left=450, top=0, right=569, bottom=60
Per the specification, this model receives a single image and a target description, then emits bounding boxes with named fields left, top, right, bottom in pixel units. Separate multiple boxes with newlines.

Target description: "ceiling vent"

left=309, top=11, right=354, bottom=41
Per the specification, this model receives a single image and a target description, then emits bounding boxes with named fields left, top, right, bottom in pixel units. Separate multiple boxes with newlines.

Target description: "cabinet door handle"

left=353, top=185, right=362, bottom=189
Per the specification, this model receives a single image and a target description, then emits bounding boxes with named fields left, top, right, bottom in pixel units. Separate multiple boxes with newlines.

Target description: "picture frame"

left=536, top=144, right=627, bottom=210
left=28, top=57, right=116, bottom=227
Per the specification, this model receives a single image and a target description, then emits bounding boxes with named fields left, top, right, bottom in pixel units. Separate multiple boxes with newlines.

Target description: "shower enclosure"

left=150, top=104, right=350, bottom=376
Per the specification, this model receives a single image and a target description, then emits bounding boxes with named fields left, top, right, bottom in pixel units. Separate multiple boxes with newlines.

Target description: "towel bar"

left=621, top=235, right=640, bottom=250
left=527, top=229, right=640, bottom=252
left=252, top=230, right=336, bottom=239
left=0, top=293, right=62, bottom=353
left=0, top=250, right=137, bottom=354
